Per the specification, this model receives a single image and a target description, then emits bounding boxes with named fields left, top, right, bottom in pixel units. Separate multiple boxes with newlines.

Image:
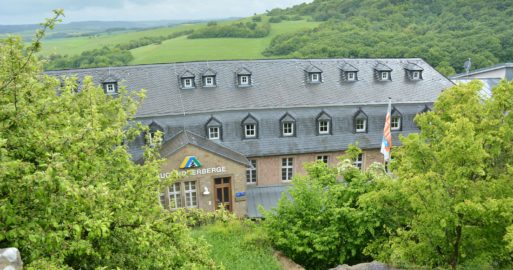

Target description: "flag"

left=380, top=98, right=392, bottom=162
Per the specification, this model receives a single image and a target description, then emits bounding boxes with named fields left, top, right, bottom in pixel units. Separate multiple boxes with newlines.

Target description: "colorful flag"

left=381, top=99, right=392, bottom=162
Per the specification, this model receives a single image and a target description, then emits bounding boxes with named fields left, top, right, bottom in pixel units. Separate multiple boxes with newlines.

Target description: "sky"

left=0, top=0, right=311, bottom=25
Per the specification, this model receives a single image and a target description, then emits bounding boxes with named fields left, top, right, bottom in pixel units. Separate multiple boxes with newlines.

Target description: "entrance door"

left=214, top=177, right=232, bottom=212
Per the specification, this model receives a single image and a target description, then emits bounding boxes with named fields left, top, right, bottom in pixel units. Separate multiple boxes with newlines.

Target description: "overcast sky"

left=1, top=0, right=311, bottom=25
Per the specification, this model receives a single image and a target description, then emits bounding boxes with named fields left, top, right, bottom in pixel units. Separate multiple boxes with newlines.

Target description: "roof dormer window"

left=405, top=62, right=424, bottom=81
left=340, top=62, right=359, bottom=82
left=310, top=73, right=321, bottom=83
left=104, top=83, right=117, bottom=94
left=205, top=116, right=222, bottom=140
left=305, top=64, right=323, bottom=84
left=239, top=75, right=250, bottom=85
left=236, top=67, right=252, bottom=87
left=180, top=70, right=195, bottom=89
left=101, top=74, right=119, bottom=95
left=204, top=76, right=215, bottom=87
left=202, top=68, right=217, bottom=88
left=374, top=62, right=393, bottom=81
left=381, top=72, right=389, bottom=81
left=280, top=113, right=296, bottom=137
left=183, top=78, right=194, bottom=88
left=347, top=72, right=356, bottom=81
left=242, top=113, right=258, bottom=139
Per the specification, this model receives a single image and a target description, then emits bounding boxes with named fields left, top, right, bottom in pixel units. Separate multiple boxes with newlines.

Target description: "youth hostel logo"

left=180, top=156, right=202, bottom=169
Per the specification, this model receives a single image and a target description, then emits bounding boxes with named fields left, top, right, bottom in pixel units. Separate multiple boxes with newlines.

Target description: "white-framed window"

left=347, top=72, right=356, bottom=81
left=204, top=76, right=215, bottom=86
left=282, top=157, right=293, bottom=181
left=183, top=78, right=193, bottom=88
left=354, top=153, right=363, bottom=170
left=208, top=126, right=220, bottom=140
left=412, top=71, right=420, bottom=80
left=311, top=73, right=320, bottom=82
left=246, top=159, right=257, bottom=184
left=239, top=75, right=249, bottom=85
left=282, top=122, right=294, bottom=136
left=355, top=118, right=366, bottom=132
left=105, top=83, right=116, bottom=93
left=317, top=155, right=329, bottom=164
left=391, top=116, right=401, bottom=131
left=168, top=182, right=182, bottom=209
left=381, top=72, right=389, bottom=80
left=184, top=181, right=197, bottom=208
left=244, top=124, right=256, bottom=138
left=319, top=120, right=330, bottom=134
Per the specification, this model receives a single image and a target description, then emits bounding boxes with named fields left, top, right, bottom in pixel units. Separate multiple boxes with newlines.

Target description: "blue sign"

left=235, top=192, right=246, bottom=198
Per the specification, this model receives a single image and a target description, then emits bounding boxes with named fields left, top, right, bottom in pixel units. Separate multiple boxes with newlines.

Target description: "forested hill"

left=264, top=0, right=513, bottom=75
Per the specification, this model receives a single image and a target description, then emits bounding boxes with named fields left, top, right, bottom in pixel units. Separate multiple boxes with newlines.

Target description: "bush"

left=188, top=22, right=271, bottom=39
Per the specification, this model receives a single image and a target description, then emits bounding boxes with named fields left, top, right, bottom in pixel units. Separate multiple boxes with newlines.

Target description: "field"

left=191, top=221, right=282, bottom=270
left=39, top=18, right=320, bottom=65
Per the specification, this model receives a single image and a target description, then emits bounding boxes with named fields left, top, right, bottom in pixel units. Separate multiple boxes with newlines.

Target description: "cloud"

left=0, top=0, right=311, bottom=25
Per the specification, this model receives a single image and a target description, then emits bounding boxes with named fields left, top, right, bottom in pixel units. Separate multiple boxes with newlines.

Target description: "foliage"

left=262, top=157, right=387, bottom=269
left=175, top=207, right=238, bottom=227
left=192, top=220, right=281, bottom=270
left=188, top=22, right=271, bottom=39
left=115, top=29, right=194, bottom=50
left=361, top=80, right=513, bottom=269
left=44, top=46, right=133, bottom=70
left=264, top=0, right=513, bottom=75
left=0, top=17, right=216, bottom=269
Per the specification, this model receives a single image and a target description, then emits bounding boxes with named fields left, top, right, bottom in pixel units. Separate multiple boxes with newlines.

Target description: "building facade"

left=48, top=58, right=453, bottom=217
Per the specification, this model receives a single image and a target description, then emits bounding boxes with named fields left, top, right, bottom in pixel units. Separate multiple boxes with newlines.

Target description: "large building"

left=48, top=58, right=453, bottom=217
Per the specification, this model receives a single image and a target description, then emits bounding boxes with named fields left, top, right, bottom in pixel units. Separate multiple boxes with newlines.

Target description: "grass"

left=191, top=220, right=282, bottom=270
left=130, top=19, right=320, bottom=64
left=39, top=17, right=320, bottom=64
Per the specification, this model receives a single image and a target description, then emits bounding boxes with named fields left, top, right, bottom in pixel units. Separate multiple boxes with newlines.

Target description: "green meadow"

left=40, top=18, right=319, bottom=65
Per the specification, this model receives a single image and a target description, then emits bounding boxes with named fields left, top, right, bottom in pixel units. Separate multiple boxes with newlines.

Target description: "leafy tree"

left=0, top=12, right=216, bottom=269
left=263, top=0, right=513, bottom=75
left=263, top=150, right=387, bottom=269
left=362, top=80, right=513, bottom=269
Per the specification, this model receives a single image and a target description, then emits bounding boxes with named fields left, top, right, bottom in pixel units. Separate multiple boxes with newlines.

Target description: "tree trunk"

left=450, top=225, right=462, bottom=269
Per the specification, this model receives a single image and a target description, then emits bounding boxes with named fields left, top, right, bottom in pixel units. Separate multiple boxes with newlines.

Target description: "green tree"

left=0, top=12, right=216, bottom=269
left=363, top=80, right=513, bottom=269
left=263, top=149, right=387, bottom=269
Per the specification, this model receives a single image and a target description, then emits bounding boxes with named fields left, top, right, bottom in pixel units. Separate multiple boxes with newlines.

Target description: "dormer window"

left=147, top=121, right=164, bottom=146
left=280, top=113, right=296, bottom=137
left=208, top=127, right=220, bottom=139
left=380, top=72, right=389, bottom=80
left=104, top=83, right=117, bottom=93
left=204, top=76, right=215, bottom=87
left=180, top=70, right=195, bottom=89
left=183, top=78, right=194, bottom=88
left=236, top=67, right=252, bottom=87
left=241, top=113, right=258, bottom=139
left=245, top=124, right=256, bottom=138
left=205, top=116, right=222, bottom=140
left=305, top=64, right=323, bottom=84
left=391, top=116, right=401, bottom=130
left=390, top=107, right=402, bottom=131
left=240, top=75, right=250, bottom=85
left=310, top=73, right=321, bottom=82
left=353, top=108, right=368, bottom=133
left=316, top=111, right=332, bottom=135
left=405, top=62, right=424, bottom=81
left=374, top=62, right=393, bottom=81
left=340, top=62, right=359, bottom=82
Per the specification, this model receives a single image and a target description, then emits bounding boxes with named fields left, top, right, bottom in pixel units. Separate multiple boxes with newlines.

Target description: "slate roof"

left=246, top=184, right=291, bottom=218
left=46, top=58, right=453, bottom=118
left=159, top=129, right=251, bottom=166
